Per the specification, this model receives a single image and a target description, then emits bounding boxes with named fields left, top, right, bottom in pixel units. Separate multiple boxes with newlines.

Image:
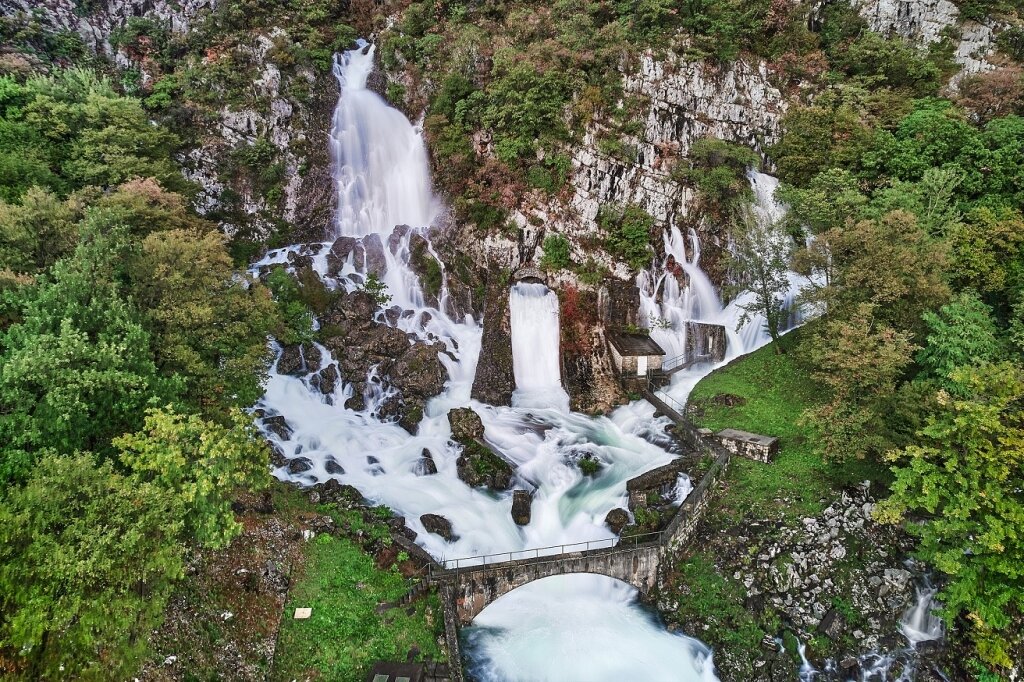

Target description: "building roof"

left=608, top=332, right=666, bottom=357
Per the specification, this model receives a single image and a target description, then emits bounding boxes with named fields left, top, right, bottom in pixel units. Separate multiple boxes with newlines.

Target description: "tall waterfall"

left=509, top=282, right=569, bottom=411
left=255, top=41, right=722, bottom=682
left=330, top=41, right=437, bottom=238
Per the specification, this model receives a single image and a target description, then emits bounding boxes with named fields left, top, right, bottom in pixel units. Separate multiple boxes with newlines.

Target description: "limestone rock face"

left=849, top=0, right=998, bottom=83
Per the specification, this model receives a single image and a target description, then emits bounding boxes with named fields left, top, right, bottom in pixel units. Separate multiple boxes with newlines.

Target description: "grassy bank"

left=688, top=328, right=886, bottom=523
left=657, top=329, right=895, bottom=680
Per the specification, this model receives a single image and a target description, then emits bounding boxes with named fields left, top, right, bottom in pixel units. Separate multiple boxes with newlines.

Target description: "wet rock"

left=511, top=490, right=532, bottom=526
left=415, top=448, right=437, bottom=476
left=324, top=457, right=345, bottom=475
left=325, top=234, right=387, bottom=276
left=605, top=508, right=630, bottom=534
left=287, top=457, right=313, bottom=474
left=449, top=408, right=485, bottom=441
left=310, top=364, right=339, bottom=395
left=456, top=440, right=514, bottom=490
left=420, top=513, right=457, bottom=542
left=277, top=343, right=321, bottom=376
left=390, top=342, right=449, bottom=400
left=314, top=478, right=363, bottom=505
left=263, top=415, right=292, bottom=440
left=470, top=275, right=515, bottom=406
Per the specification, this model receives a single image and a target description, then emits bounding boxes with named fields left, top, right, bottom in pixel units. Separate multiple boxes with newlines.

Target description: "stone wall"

left=717, top=428, right=780, bottom=463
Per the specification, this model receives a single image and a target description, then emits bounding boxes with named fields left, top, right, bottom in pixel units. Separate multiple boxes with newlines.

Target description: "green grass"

left=272, top=531, right=443, bottom=681
left=662, top=552, right=778, bottom=678
left=688, top=329, right=885, bottom=522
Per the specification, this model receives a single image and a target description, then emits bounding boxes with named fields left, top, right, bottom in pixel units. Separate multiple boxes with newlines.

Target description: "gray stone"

left=511, top=490, right=532, bottom=526
left=605, top=508, right=630, bottom=535
left=420, top=513, right=457, bottom=542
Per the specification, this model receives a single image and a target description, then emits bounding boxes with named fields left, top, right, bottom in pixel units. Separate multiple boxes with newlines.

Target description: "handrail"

left=428, top=530, right=665, bottom=576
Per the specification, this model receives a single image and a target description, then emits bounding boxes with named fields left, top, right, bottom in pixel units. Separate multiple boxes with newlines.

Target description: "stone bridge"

left=430, top=541, right=662, bottom=625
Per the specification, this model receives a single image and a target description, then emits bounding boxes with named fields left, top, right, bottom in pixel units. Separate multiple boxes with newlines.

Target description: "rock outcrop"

left=471, top=275, right=515, bottom=406
left=420, top=513, right=457, bottom=542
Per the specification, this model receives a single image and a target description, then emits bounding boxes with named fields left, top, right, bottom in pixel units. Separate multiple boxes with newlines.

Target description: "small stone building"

left=608, top=332, right=666, bottom=378
left=716, top=428, right=780, bottom=463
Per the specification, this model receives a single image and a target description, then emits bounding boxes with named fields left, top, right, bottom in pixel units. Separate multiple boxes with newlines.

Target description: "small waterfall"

left=509, top=282, right=569, bottom=411
left=900, top=583, right=944, bottom=645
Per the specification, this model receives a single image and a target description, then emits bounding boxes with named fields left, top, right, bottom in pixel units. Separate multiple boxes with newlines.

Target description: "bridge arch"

left=447, top=544, right=659, bottom=625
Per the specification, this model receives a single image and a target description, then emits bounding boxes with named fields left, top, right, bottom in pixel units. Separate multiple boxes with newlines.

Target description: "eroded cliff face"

left=1, top=0, right=215, bottom=53
left=850, top=0, right=1000, bottom=82
left=3, top=0, right=338, bottom=244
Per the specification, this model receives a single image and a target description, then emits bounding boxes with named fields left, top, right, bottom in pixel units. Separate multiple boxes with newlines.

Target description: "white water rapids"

left=254, top=41, right=811, bottom=681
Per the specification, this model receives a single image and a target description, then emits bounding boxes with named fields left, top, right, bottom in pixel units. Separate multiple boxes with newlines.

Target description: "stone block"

left=716, top=428, right=779, bottom=463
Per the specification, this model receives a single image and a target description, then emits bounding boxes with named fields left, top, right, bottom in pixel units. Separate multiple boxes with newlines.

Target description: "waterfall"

left=900, top=583, right=944, bottom=644
left=509, top=282, right=569, bottom=411
left=330, top=41, right=437, bottom=238
left=255, top=40, right=722, bottom=682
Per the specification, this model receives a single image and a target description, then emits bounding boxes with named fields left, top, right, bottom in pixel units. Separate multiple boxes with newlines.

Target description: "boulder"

left=287, top=457, right=313, bottom=474
left=511, top=490, right=532, bottom=526
left=324, top=457, right=345, bottom=475
left=420, top=513, right=457, bottom=542
left=415, top=448, right=437, bottom=476
left=449, top=408, right=485, bottom=441
left=263, top=415, right=292, bottom=440
left=817, top=607, right=845, bottom=640
left=605, top=508, right=630, bottom=535
left=311, top=364, right=339, bottom=395
left=456, top=440, right=514, bottom=490
left=390, top=342, right=449, bottom=400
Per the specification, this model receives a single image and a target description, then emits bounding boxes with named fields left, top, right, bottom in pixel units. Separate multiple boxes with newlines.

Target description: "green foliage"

left=876, top=364, right=1024, bottom=669
left=0, top=452, right=183, bottom=680
left=599, top=204, right=654, bottom=270
left=127, top=225, right=278, bottom=415
left=361, top=272, right=392, bottom=307
left=830, top=32, right=948, bottom=95
left=482, top=63, right=573, bottom=164
left=917, top=292, right=1004, bottom=390
left=673, top=138, right=759, bottom=217
left=726, top=209, right=792, bottom=349
left=115, top=407, right=270, bottom=549
left=0, top=70, right=186, bottom=202
left=266, top=266, right=315, bottom=345
left=0, top=231, right=170, bottom=480
left=540, top=233, right=571, bottom=270
left=689, top=328, right=886, bottom=521
left=273, top=533, right=443, bottom=680
left=803, top=304, right=918, bottom=461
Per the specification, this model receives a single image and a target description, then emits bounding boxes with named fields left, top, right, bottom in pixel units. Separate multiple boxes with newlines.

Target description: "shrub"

left=540, top=233, right=571, bottom=270
left=599, top=204, right=654, bottom=270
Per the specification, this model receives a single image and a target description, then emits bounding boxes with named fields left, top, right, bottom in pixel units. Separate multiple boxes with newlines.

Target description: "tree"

left=0, top=230, right=171, bottom=481
left=876, top=363, right=1024, bottom=669
left=917, top=291, right=1003, bottom=391
left=114, top=407, right=271, bottom=549
left=0, top=187, right=78, bottom=274
left=0, top=452, right=183, bottom=680
left=726, top=208, right=793, bottom=352
left=803, top=303, right=917, bottom=460
left=126, top=227, right=278, bottom=416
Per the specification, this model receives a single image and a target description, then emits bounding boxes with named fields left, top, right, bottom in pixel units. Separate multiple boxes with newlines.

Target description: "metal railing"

left=428, top=530, right=665, bottom=577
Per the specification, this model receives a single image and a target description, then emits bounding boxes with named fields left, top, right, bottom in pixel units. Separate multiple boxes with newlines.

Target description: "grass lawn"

left=688, top=328, right=887, bottom=523
left=271, top=500, right=444, bottom=682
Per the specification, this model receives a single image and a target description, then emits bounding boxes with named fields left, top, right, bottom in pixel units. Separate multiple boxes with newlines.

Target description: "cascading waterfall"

left=256, top=40, right=725, bottom=681
left=509, top=282, right=570, bottom=411
left=900, top=583, right=944, bottom=644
